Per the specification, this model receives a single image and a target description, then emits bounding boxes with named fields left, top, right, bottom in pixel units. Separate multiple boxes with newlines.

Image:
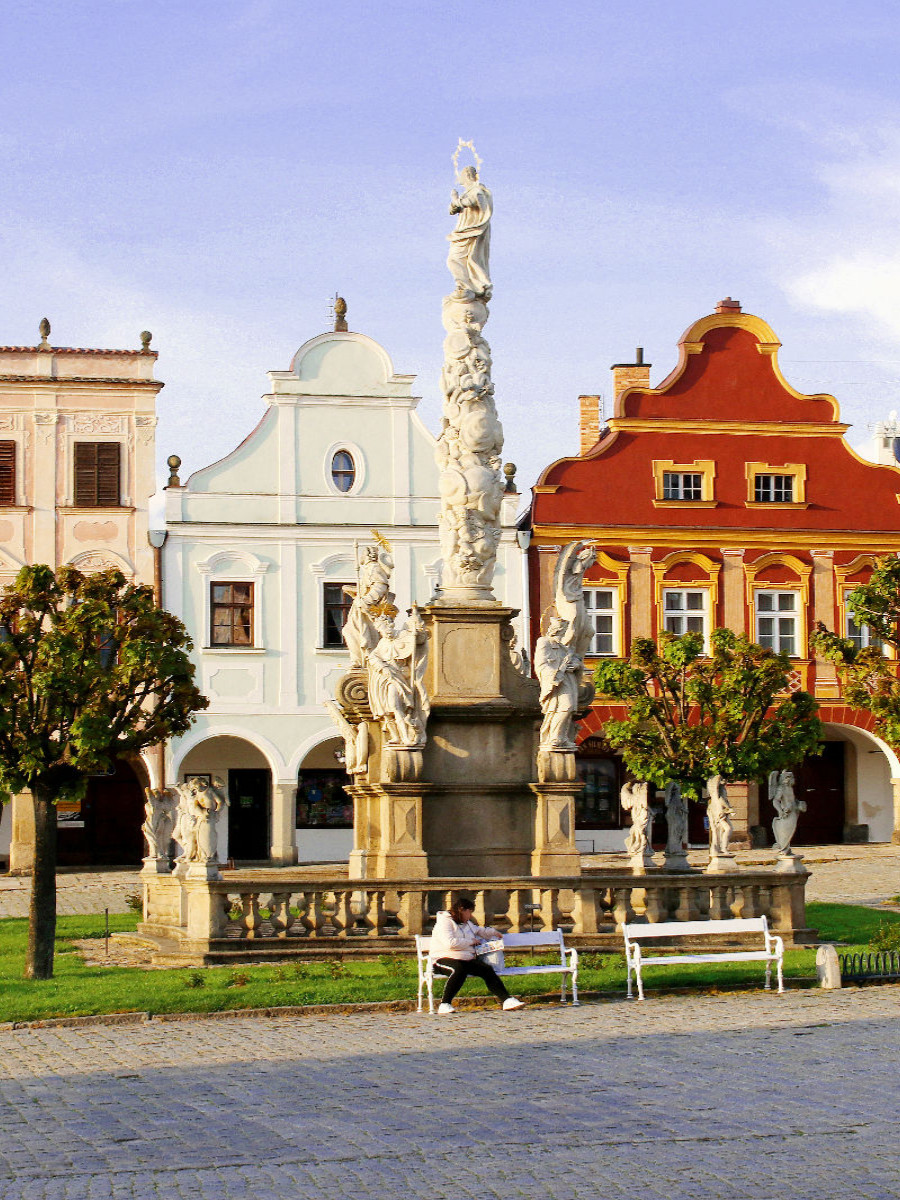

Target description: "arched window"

left=331, top=450, right=355, bottom=493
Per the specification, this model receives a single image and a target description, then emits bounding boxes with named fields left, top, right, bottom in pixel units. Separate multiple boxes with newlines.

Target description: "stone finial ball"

left=503, top=462, right=516, bottom=479
left=167, top=454, right=181, bottom=471
left=140, top=330, right=153, bottom=351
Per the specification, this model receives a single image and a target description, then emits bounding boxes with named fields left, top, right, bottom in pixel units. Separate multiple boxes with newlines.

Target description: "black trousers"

left=435, top=956, right=511, bottom=1005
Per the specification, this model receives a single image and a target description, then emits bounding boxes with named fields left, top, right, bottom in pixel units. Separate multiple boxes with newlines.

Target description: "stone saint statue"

left=663, top=780, right=690, bottom=870
left=706, top=775, right=734, bottom=858
left=770, top=769, right=806, bottom=856
left=174, top=777, right=228, bottom=865
left=325, top=699, right=370, bottom=776
left=367, top=607, right=430, bottom=747
left=553, top=541, right=598, bottom=660
left=447, top=164, right=493, bottom=300
left=141, top=787, right=178, bottom=860
left=535, top=615, right=583, bottom=750
left=621, top=782, right=654, bottom=865
left=342, top=538, right=396, bottom=668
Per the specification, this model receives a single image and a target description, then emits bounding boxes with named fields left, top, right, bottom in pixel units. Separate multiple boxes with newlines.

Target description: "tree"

left=593, top=628, right=823, bottom=800
left=0, top=565, right=207, bottom=980
left=811, top=554, right=900, bottom=746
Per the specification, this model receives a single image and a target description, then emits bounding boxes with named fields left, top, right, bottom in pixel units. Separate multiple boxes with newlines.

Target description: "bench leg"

left=636, top=967, right=644, bottom=1001
left=560, top=974, right=567, bottom=1005
left=626, top=965, right=633, bottom=1000
left=571, top=973, right=579, bottom=1006
left=777, top=958, right=784, bottom=995
left=765, top=960, right=771, bottom=991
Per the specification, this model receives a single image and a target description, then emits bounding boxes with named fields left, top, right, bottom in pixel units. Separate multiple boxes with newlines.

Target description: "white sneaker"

left=437, top=1003, right=456, bottom=1015
left=502, top=997, right=525, bottom=1011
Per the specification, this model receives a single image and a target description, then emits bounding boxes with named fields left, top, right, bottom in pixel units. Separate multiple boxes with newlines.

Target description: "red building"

left=527, top=299, right=900, bottom=850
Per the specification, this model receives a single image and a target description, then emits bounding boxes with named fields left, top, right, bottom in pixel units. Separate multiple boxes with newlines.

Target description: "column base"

left=774, top=852, right=806, bottom=874
left=141, top=856, right=172, bottom=876
left=705, top=853, right=739, bottom=874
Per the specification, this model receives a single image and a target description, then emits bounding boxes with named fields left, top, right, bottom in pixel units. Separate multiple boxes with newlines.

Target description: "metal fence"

left=839, top=951, right=900, bottom=984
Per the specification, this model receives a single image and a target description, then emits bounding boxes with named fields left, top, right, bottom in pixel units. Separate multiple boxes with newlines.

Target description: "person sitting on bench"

left=430, top=897, right=524, bottom=1015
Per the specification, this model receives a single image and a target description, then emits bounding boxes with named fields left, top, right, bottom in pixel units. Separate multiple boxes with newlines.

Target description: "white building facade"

left=162, top=322, right=527, bottom=864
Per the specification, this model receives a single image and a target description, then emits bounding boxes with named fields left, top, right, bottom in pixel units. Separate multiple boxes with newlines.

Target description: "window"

left=575, top=755, right=620, bottom=828
left=663, top=472, right=702, bottom=501
left=296, top=769, right=353, bottom=828
left=845, top=589, right=881, bottom=652
left=663, top=589, right=708, bottom=640
left=584, top=588, right=618, bottom=656
left=74, top=442, right=120, bottom=507
left=754, top=473, right=794, bottom=503
left=755, top=590, right=798, bottom=656
left=210, top=582, right=254, bottom=646
left=323, top=582, right=353, bottom=648
left=0, top=442, right=15, bottom=506
left=331, top=450, right=355, bottom=493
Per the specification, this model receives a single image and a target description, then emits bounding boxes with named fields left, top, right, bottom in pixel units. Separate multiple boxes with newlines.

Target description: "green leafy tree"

left=811, top=554, right=900, bottom=746
left=0, top=565, right=207, bottom=980
left=593, top=628, right=823, bottom=799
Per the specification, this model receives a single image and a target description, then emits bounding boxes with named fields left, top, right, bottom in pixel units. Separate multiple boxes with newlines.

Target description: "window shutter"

left=74, top=442, right=98, bottom=506
left=97, top=443, right=120, bottom=506
left=0, top=442, right=15, bottom=506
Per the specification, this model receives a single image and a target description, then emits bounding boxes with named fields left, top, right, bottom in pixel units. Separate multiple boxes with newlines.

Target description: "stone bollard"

left=816, top=944, right=842, bottom=989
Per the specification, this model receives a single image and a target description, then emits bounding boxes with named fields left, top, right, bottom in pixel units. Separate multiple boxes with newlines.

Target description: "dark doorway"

left=228, top=768, right=270, bottom=860
left=57, top=757, right=146, bottom=866
left=760, top=742, right=846, bottom=845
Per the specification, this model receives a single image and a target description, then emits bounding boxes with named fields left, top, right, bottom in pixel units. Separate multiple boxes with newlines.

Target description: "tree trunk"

left=25, top=781, right=57, bottom=980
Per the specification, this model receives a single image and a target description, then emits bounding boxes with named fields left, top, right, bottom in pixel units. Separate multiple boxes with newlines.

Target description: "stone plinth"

left=341, top=604, right=581, bottom=880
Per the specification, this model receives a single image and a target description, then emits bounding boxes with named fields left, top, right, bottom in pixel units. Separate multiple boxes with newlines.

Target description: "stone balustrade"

left=139, top=867, right=813, bottom=964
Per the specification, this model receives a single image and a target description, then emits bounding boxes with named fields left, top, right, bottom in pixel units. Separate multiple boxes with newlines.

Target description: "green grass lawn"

left=0, top=902, right=898, bottom=1024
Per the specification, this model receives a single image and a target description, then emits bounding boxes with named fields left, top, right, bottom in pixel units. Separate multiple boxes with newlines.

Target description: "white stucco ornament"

left=435, top=141, right=505, bottom=601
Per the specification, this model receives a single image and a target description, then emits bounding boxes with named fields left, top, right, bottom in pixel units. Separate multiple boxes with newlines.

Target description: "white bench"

left=623, top=916, right=785, bottom=1001
left=415, top=930, right=579, bottom=1014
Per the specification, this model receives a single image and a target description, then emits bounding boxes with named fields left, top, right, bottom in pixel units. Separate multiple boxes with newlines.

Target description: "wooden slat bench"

left=623, top=916, right=785, bottom=1000
left=415, top=930, right=579, bottom=1014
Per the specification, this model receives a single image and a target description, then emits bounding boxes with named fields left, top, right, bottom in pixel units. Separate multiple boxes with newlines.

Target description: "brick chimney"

left=579, top=394, right=601, bottom=454
left=611, top=346, right=651, bottom=404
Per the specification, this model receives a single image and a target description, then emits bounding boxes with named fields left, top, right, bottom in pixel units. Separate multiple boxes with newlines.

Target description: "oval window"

left=331, top=450, right=355, bottom=493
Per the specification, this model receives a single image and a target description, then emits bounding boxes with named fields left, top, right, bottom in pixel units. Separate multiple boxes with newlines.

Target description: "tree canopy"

left=0, top=564, right=207, bottom=979
left=811, top=554, right=900, bottom=747
left=593, top=628, right=823, bottom=799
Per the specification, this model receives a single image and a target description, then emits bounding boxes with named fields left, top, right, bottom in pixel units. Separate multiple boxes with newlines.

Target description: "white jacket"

left=430, top=911, right=492, bottom=961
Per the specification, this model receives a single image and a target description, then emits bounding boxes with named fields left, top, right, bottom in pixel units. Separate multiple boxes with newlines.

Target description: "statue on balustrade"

left=770, top=769, right=806, bottom=856
left=706, top=775, right=734, bottom=859
left=535, top=614, right=583, bottom=751
left=367, top=605, right=430, bottom=747
left=663, top=780, right=691, bottom=871
left=342, top=534, right=396, bottom=668
left=174, top=776, right=229, bottom=864
left=142, top=787, right=178, bottom=860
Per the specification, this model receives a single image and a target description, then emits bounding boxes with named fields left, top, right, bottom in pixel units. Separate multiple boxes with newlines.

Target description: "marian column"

left=435, top=145, right=505, bottom=603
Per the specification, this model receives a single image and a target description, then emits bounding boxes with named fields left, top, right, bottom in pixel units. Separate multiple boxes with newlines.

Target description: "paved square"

left=0, top=986, right=898, bottom=1199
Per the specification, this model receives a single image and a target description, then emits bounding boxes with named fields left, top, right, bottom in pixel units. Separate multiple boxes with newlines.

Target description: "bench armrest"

left=768, top=933, right=784, bottom=958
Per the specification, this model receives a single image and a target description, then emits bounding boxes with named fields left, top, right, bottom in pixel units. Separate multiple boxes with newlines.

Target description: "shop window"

left=584, top=588, right=619, bottom=656
left=74, top=442, right=120, bottom=507
left=755, top=590, right=798, bottom=656
left=575, top=756, right=620, bottom=828
left=210, top=582, right=254, bottom=646
left=296, top=769, right=353, bottom=828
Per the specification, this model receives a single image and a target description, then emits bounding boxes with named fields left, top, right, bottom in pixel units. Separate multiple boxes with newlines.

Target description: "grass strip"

left=0, top=902, right=897, bottom=1024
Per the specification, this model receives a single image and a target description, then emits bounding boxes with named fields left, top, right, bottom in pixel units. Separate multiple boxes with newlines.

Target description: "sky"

left=3, top=0, right=900, bottom=512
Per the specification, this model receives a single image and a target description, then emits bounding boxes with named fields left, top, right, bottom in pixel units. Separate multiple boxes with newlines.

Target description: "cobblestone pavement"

left=0, top=987, right=898, bottom=1199
left=1, top=844, right=898, bottom=918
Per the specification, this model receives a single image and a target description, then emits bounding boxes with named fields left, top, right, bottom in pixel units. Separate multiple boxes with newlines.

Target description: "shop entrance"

left=228, top=769, right=270, bottom=861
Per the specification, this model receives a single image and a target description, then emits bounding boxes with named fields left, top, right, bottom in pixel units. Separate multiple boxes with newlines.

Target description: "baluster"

left=338, top=889, right=358, bottom=936
left=472, top=889, right=489, bottom=929
left=241, top=892, right=262, bottom=940
left=643, top=884, right=665, bottom=923
left=269, top=891, right=291, bottom=938
left=690, top=885, right=709, bottom=921
left=368, top=889, right=386, bottom=937
left=539, top=888, right=561, bottom=932
left=572, top=885, right=600, bottom=935
left=611, top=886, right=635, bottom=929
left=729, top=885, right=745, bottom=919
left=507, top=888, right=529, bottom=933
left=709, top=885, right=729, bottom=921
left=398, top=889, right=426, bottom=937
left=671, top=883, right=693, bottom=923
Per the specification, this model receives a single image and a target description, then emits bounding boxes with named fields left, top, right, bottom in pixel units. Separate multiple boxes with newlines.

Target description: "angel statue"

left=552, top=541, right=598, bottom=660
left=325, top=699, right=370, bottom=776
left=367, top=606, right=430, bottom=747
left=534, top=615, right=582, bottom=750
left=770, top=769, right=806, bottom=856
left=342, top=534, right=396, bottom=669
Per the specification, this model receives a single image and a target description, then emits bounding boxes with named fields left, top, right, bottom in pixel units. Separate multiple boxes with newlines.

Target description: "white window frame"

left=755, top=589, right=799, bottom=657
left=754, top=473, right=794, bottom=504
left=662, top=588, right=709, bottom=647
left=662, top=472, right=703, bottom=501
left=196, top=550, right=270, bottom=652
left=323, top=441, right=366, bottom=497
left=844, top=588, right=881, bottom=652
left=583, top=586, right=621, bottom=657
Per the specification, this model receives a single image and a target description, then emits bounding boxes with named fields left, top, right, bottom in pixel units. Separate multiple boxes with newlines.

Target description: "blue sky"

left=3, top=1, right=900, bottom=504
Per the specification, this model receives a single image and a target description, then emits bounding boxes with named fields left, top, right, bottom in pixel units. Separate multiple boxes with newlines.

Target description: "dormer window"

left=331, top=450, right=355, bottom=493
left=754, top=473, right=793, bottom=503
left=663, top=472, right=702, bottom=501
left=745, top=462, right=806, bottom=508
left=652, top=459, right=716, bottom=507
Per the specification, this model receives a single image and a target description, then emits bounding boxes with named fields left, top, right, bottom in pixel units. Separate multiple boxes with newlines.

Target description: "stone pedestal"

left=341, top=604, right=577, bottom=880
left=663, top=849, right=692, bottom=873
left=186, top=860, right=222, bottom=881
left=774, top=852, right=805, bottom=874
left=142, top=856, right=172, bottom=876
left=705, top=853, right=739, bottom=874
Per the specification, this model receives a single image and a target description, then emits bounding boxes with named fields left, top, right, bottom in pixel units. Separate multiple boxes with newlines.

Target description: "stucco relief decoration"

left=134, top=415, right=157, bottom=446
left=69, top=551, right=120, bottom=573
left=34, top=412, right=57, bottom=445
left=0, top=414, right=19, bottom=431
left=71, top=414, right=126, bottom=434
left=435, top=141, right=505, bottom=601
